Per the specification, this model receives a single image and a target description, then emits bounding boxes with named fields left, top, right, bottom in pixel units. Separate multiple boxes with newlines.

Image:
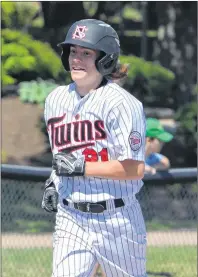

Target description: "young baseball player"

left=42, top=19, right=147, bottom=277
left=145, top=118, right=173, bottom=175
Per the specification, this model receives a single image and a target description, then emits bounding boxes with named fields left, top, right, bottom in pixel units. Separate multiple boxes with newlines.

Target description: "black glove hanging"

left=41, top=178, right=58, bottom=213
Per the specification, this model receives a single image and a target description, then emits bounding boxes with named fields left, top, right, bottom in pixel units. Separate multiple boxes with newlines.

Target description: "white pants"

left=52, top=198, right=147, bottom=277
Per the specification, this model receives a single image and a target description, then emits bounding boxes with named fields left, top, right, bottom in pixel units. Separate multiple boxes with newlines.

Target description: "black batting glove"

left=52, top=152, right=85, bottom=177
left=41, top=178, right=58, bottom=213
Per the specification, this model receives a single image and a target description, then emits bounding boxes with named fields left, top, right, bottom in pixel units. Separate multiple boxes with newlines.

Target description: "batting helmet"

left=58, top=19, right=120, bottom=76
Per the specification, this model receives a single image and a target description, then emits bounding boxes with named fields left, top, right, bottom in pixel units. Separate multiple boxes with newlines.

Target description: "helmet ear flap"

left=96, top=53, right=118, bottom=76
left=60, top=45, right=70, bottom=72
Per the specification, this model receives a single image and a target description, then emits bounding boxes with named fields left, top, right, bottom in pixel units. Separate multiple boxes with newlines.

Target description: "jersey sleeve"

left=107, top=100, right=146, bottom=162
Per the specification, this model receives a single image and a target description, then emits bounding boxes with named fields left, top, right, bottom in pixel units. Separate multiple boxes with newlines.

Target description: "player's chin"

left=71, top=70, right=87, bottom=80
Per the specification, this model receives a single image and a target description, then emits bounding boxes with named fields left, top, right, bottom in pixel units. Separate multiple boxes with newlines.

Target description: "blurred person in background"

left=145, top=118, right=173, bottom=175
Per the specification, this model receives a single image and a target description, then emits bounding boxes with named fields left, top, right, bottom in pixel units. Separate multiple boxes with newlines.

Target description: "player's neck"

left=75, top=77, right=104, bottom=96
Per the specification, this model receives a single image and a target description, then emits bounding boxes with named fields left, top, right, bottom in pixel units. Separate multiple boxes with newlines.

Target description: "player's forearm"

left=85, top=159, right=145, bottom=180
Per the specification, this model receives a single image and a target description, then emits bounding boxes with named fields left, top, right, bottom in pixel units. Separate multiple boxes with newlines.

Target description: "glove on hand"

left=41, top=178, right=58, bottom=213
left=52, top=152, right=85, bottom=177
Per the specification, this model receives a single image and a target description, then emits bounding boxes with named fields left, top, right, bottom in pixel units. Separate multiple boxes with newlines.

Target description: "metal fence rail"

left=1, top=164, right=197, bottom=277
left=2, top=164, right=197, bottom=183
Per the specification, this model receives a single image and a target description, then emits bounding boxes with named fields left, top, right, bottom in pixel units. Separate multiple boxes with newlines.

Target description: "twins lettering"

left=47, top=114, right=106, bottom=152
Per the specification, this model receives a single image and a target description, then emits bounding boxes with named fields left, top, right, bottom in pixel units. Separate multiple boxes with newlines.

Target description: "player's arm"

left=85, top=159, right=144, bottom=180
left=52, top=100, right=146, bottom=180
left=53, top=154, right=144, bottom=180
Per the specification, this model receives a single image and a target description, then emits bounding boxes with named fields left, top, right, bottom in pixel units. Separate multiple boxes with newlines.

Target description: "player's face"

left=69, top=45, right=101, bottom=85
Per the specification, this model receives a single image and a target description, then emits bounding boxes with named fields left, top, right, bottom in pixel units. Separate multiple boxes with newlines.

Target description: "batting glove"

left=52, top=152, right=85, bottom=177
left=41, top=178, right=58, bottom=213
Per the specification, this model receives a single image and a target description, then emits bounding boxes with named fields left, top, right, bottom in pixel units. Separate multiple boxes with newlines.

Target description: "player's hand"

left=41, top=178, right=58, bottom=213
left=52, top=152, right=85, bottom=177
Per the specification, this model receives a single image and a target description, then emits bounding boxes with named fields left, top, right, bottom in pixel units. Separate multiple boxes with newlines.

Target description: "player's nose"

left=72, top=52, right=83, bottom=63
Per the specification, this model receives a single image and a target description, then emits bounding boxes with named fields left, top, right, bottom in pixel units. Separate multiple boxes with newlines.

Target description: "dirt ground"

left=2, top=96, right=46, bottom=165
left=2, top=231, right=197, bottom=248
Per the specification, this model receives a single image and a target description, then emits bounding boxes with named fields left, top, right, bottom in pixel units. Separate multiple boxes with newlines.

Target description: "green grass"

left=147, top=246, right=197, bottom=277
left=2, top=248, right=52, bottom=277
left=2, top=246, right=197, bottom=277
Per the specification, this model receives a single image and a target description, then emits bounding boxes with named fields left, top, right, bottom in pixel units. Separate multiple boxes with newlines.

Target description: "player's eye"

left=70, top=48, right=76, bottom=55
left=84, top=51, right=91, bottom=57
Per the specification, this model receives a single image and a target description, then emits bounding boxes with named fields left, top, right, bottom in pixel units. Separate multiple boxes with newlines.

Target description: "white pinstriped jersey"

left=44, top=81, right=146, bottom=203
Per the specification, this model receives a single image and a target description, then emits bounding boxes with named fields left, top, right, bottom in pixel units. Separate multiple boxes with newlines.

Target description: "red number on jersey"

left=82, top=148, right=98, bottom=162
left=98, top=148, right=108, bottom=161
left=82, top=148, right=108, bottom=162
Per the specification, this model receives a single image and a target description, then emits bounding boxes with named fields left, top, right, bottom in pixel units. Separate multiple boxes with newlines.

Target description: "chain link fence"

left=2, top=166, right=197, bottom=277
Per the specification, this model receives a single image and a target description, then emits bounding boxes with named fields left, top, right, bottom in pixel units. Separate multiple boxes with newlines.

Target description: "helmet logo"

left=72, top=25, right=88, bottom=40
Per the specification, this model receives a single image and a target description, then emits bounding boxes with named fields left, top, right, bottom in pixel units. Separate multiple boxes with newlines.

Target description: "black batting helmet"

left=58, top=19, right=120, bottom=76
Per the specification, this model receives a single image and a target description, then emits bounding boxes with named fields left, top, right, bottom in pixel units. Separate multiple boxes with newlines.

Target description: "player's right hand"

left=41, top=178, right=58, bottom=213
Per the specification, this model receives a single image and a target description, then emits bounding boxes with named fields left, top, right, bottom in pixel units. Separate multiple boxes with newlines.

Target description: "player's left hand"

left=42, top=178, right=58, bottom=213
left=52, top=152, right=85, bottom=176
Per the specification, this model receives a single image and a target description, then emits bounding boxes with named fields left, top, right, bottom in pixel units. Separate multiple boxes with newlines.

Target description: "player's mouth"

left=72, top=67, right=86, bottom=72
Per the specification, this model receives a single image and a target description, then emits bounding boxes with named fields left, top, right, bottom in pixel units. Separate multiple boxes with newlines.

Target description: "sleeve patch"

left=129, top=131, right=142, bottom=151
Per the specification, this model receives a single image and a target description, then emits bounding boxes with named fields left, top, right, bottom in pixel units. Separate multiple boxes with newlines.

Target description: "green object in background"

left=119, top=55, right=175, bottom=106
left=120, top=55, right=175, bottom=80
left=146, top=118, right=174, bottom=142
left=18, top=79, right=58, bottom=106
left=120, top=55, right=175, bottom=85
left=1, top=2, right=43, bottom=29
left=2, top=29, right=62, bottom=87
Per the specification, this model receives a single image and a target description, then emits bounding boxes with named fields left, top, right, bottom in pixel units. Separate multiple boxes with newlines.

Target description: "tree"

left=152, top=2, right=197, bottom=167
left=153, top=2, right=197, bottom=109
left=41, top=2, right=85, bottom=28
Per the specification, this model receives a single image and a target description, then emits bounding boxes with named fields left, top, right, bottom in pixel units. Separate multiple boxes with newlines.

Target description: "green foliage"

left=123, top=5, right=142, bottom=21
left=1, top=2, right=42, bottom=29
left=2, top=29, right=62, bottom=87
left=2, top=66, right=16, bottom=86
left=1, top=2, right=16, bottom=27
left=120, top=55, right=175, bottom=105
left=120, top=55, right=175, bottom=80
left=83, top=2, right=98, bottom=17
left=18, top=79, right=58, bottom=106
left=123, top=30, right=157, bottom=37
left=175, top=85, right=197, bottom=153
